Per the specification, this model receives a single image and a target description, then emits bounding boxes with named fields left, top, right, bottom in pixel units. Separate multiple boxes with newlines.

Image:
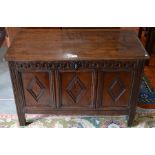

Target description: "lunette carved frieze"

left=13, top=60, right=138, bottom=71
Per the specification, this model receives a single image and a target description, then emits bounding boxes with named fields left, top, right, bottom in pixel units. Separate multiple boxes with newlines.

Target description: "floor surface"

left=0, top=44, right=16, bottom=114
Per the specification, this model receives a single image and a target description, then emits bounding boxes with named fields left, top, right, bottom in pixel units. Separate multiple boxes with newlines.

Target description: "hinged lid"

left=5, top=28, right=149, bottom=61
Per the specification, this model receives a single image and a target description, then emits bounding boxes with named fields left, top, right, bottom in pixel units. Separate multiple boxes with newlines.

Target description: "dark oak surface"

left=5, top=28, right=149, bottom=61
left=5, top=28, right=149, bottom=126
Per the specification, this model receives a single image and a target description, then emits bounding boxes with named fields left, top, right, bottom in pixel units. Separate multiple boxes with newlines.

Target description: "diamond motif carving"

left=27, top=76, right=45, bottom=102
left=66, top=75, right=86, bottom=103
left=108, top=77, right=126, bottom=102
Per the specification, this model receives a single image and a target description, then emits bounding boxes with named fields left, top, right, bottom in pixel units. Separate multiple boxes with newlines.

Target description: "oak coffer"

left=5, top=28, right=149, bottom=126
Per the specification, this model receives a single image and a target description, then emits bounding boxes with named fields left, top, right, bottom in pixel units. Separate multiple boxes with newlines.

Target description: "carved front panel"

left=22, top=72, right=54, bottom=107
left=58, top=71, right=96, bottom=109
left=98, top=72, right=132, bottom=108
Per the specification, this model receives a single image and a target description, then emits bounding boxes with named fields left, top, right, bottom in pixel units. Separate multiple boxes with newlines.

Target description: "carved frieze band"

left=13, top=60, right=138, bottom=71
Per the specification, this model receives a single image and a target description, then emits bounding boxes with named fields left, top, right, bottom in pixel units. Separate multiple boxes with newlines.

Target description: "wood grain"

left=6, top=28, right=148, bottom=126
left=5, top=28, right=149, bottom=61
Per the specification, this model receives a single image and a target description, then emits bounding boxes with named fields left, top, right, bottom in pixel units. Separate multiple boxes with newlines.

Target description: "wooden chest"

left=5, top=28, right=149, bottom=126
